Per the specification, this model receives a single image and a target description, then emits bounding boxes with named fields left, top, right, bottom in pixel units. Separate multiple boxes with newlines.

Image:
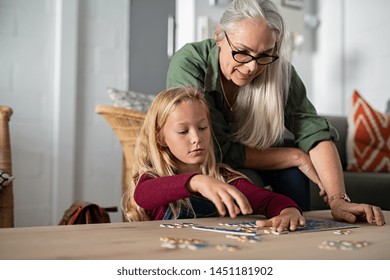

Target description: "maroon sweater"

left=134, top=173, right=300, bottom=220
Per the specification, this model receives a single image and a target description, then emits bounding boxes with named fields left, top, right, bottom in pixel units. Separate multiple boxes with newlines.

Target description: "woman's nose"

left=244, top=60, right=258, bottom=72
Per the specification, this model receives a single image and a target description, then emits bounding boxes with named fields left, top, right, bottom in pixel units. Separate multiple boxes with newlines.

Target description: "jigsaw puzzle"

left=224, top=219, right=358, bottom=234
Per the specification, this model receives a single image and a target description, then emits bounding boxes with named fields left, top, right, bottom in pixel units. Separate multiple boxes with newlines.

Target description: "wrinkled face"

left=161, top=101, right=211, bottom=174
left=218, top=19, right=277, bottom=87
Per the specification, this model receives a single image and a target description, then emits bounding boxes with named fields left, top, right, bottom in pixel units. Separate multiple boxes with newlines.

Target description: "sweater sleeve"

left=134, top=173, right=195, bottom=211
left=284, top=67, right=339, bottom=152
left=231, top=178, right=301, bottom=218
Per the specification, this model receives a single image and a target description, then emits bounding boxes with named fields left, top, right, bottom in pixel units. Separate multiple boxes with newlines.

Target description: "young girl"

left=122, top=86, right=305, bottom=232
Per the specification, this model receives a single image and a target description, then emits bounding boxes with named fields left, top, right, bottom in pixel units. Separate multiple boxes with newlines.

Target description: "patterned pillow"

left=107, top=87, right=154, bottom=112
left=347, top=90, right=390, bottom=172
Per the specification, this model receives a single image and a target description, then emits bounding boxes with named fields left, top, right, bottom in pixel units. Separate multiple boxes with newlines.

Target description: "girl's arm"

left=231, top=177, right=300, bottom=218
left=135, top=173, right=253, bottom=218
left=187, top=174, right=253, bottom=218
left=134, top=173, right=195, bottom=210
left=231, top=177, right=305, bottom=232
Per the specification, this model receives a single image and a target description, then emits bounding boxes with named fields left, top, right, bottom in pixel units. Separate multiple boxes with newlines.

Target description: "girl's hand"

left=187, top=174, right=253, bottom=218
left=255, top=207, right=305, bottom=232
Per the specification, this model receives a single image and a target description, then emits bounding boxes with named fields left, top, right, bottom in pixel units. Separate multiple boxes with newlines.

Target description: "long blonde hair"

left=215, top=0, right=292, bottom=149
left=121, top=86, right=246, bottom=221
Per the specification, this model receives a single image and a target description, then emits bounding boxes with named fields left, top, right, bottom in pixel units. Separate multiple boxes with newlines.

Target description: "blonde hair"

left=121, top=86, right=246, bottom=221
left=215, top=0, right=292, bottom=149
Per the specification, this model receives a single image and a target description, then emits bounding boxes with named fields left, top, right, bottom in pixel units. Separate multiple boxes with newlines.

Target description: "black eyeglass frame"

left=224, top=32, right=279, bottom=65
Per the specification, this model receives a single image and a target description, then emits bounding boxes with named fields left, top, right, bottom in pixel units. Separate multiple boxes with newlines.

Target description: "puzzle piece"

left=216, top=244, right=240, bottom=252
left=219, top=221, right=257, bottom=227
left=160, top=222, right=194, bottom=229
left=259, top=219, right=358, bottom=234
left=192, top=225, right=258, bottom=236
left=294, top=219, right=357, bottom=233
left=319, top=240, right=369, bottom=250
left=160, top=236, right=209, bottom=250
left=226, top=234, right=261, bottom=243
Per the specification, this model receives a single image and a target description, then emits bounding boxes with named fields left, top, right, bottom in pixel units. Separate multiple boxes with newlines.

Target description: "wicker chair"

left=96, top=105, right=146, bottom=198
left=0, top=106, right=14, bottom=228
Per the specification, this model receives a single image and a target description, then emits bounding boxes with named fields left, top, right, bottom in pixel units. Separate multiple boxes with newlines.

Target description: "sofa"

left=310, top=114, right=390, bottom=210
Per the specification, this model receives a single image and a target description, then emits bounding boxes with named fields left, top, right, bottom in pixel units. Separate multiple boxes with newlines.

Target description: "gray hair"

left=216, top=0, right=292, bottom=149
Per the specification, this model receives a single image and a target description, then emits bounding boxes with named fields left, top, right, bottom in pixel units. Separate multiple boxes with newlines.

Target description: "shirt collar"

left=204, top=41, right=222, bottom=93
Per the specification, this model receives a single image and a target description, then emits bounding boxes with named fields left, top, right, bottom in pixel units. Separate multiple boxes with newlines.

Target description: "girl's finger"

left=227, top=189, right=253, bottom=215
left=256, top=219, right=272, bottom=228
left=209, top=195, right=226, bottom=217
left=219, top=192, right=240, bottom=218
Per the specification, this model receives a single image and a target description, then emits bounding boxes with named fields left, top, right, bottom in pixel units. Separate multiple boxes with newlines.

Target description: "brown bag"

left=59, top=201, right=118, bottom=225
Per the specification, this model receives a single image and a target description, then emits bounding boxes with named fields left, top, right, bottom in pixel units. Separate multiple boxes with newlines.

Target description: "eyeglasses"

left=224, top=32, right=279, bottom=65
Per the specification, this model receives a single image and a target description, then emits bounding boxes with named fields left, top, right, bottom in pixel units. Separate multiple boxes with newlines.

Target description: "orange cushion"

left=347, top=91, right=390, bottom=172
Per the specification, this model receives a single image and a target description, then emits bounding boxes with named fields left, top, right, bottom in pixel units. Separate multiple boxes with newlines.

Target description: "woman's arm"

left=309, top=141, right=385, bottom=225
left=245, top=146, right=323, bottom=188
left=245, top=140, right=385, bottom=225
left=309, top=140, right=345, bottom=199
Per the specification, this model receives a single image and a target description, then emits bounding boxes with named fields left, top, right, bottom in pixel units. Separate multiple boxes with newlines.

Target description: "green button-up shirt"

left=167, top=39, right=337, bottom=169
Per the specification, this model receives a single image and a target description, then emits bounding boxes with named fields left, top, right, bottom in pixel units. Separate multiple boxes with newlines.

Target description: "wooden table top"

left=1, top=210, right=389, bottom=260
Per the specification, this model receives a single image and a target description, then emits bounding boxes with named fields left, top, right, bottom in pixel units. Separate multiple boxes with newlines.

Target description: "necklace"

left=220, top=78, right=234, bottom=112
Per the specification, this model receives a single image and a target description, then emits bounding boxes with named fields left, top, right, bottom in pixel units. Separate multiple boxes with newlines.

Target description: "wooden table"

left=0, top=210, right=389, bottom=260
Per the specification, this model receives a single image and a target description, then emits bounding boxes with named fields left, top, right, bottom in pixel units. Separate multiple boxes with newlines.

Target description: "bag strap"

left=104, top=206, right=118, bottom=212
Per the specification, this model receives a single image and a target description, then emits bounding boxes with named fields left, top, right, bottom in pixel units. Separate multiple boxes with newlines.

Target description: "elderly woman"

left=166, top=0, right=384, bottom=225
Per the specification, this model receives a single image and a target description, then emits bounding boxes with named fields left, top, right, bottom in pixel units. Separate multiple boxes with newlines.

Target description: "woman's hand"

left=255, top=207, right=305, bottom=232
left=187, top=174, right=253, bottom=218
left=330, top=199, right=386, bottom=226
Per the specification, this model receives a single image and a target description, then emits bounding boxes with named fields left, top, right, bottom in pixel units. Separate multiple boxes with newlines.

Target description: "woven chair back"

left=0, top=106, right=14, bottom=228
left=96, top=105, right=146, bottom=197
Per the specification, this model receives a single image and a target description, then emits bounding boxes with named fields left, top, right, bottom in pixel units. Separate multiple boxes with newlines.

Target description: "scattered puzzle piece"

left=333, top=229, right=351, bottom=235
left=319, top=240, right=369, bottom=250
left=226, top=234, right=261, bottom=243
left=160, top=222, right=194, bottom=229
left=216, top=244, right=240, bottom=252
left=160, top=236, right=209, bottom=250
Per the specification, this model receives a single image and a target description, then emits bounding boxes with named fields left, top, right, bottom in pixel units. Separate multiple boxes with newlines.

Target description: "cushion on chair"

left=107, top=87, right=154, bottom=112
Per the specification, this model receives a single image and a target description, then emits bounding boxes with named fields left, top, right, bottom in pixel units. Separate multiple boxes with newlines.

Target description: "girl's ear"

left=157, top=131, right=166, bottom=147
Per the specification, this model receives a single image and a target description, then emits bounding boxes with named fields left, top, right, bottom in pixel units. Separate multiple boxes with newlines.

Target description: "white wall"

left=0, top=0, right=128, bottom=226
left=306, top=0, right=390, bottom=115
left=176, top=0, right=195, bottom=50
left=309, top=0, right=345, bottom=115
left=0, top=0, right=56, bottom=226
left=74, top=0, right=129, bottom=223
left=343, top=0, right=390, bottom=113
